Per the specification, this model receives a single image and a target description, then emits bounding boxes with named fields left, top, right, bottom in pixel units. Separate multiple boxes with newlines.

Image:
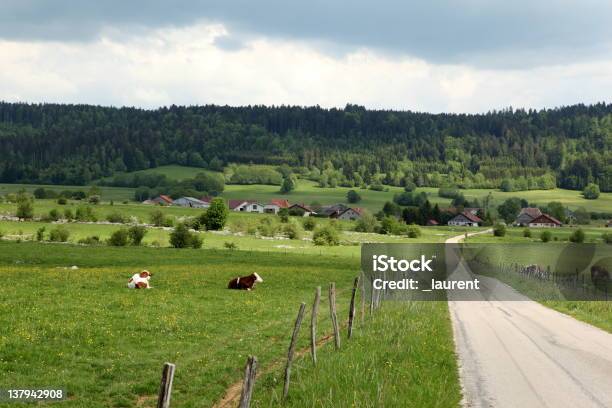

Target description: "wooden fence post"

left=283, top=302, right=306, bottom=400
left=348, top=277, right=359, bottom=339
left=360, top=276, right=366, bottom=324
left=310, top=287, right=321, bottom=366
left=157, top=362, right=175, bottom=408
left=329, top=283, right=341, bottom=350
left=238, top=356, right=258, bottom=408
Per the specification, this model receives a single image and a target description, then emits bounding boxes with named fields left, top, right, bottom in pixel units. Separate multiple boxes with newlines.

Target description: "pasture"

left=0, top=242, right=460, bottom=408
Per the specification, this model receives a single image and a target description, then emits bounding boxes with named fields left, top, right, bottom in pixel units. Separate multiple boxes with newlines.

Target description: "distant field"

left=103, top=164, right=219, bottom=182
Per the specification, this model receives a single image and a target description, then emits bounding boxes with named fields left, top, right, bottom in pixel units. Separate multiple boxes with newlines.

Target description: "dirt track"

left=447, top=231, right=612, bottom=408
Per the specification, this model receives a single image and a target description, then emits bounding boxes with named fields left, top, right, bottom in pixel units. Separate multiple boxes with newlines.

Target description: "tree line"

left=0, top=101, right=610, bottom=191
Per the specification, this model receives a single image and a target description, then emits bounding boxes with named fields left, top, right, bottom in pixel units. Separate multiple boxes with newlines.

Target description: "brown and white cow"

left=127, top=270, right=153, bottom=289
left=228, top=273, right=263, bottom=290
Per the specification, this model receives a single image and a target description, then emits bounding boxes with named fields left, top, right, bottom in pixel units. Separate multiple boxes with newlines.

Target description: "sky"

left=1, top=0, right=612, bottom=113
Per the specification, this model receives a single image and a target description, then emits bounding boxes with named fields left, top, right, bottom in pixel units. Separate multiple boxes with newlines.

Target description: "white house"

left=229, top=200, right=265, bottom=213
left=263, top=199, right=290, bottom=214
left=173, top=197, right=210, bottom=209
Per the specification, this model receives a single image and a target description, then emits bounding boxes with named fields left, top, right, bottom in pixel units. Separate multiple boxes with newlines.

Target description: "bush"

left=49, top=226, right=70, bottom=242
left=57, top=197, right=67, bottom=205
left=602, top=233, right=612, bottom=244
left=540, top=230, right=552, bottom=243
left=88, top=195, right=101, bottom=204
left=303, top=217, right=317, bottom=231
left=224, top=241, right=238, bottom=250
left=257, top=218, right=279, bottom=237
left=283, top=222, right=303, bottom=240
left=354, top=212, right=378, bottom=233
left=523, top=228, right=532, bottom=238
left=406, top=224, right=421, bottom=238
left=150, top=210, right=166, bottom=227
left=63, top=208, right=74, bottom=221
left=313, top=225, right=340, bottom=246
left=128, top=225, right=147, bottom=246
left=347, top=189, right=361, bottom=203
left=569, top=228, right=585, bottom=243
left=169, top=223, right=202, bottom=248
left=404, top=181, right=417, bottom=192
left=75, top=206, right=97, bottom=222
left=493, top=223, right=507, bottom=237
left=78, top=236, right=102, bottom=245
left=108, top=229, right=129, bottom=246
left=106, top=211, right=129, bottom=224
left=278, top=208, right=289, bottom=223
left=36, top=227, right=46, bottom=241
left=582, top=183, right=600, bottom=200
left=199, top=198, right=228, bottom=230
left=47, top=209, right=61, bottom=221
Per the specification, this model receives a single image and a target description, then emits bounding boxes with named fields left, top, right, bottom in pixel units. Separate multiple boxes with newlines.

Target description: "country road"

left=446, top=231, right=612, bottom=408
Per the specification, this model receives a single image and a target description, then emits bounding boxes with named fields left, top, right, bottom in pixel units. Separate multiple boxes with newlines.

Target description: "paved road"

left=446, top=232, right=612, bottom=408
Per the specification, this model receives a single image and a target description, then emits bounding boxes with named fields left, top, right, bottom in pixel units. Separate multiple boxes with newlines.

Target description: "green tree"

left=128, top=225, right=147, bottom=246
left=497, top=198, right=522, bottom=223
left=313, top=225, right=340, bottom=246
left=280, top=175, right=296, bottom=194
left=170, top=223, right=202, bottom=248
left=347, top=189, right=361, bottom=203
left=569, top=229, right=585, bottom=243
left=108, top=229, right=129, bottom=246
left=200, top=198, right=228, bottom=230
left=540, top=230, right=552, bottom=243
left=16, top=191, right=34, bottom=220
left=493, top=223, right=507, bottom=237
left=49, top=226, right=70, bottom=242
left=583, top=183, right=600, bottom=199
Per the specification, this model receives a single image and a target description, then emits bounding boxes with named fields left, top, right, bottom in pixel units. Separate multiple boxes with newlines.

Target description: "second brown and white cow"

left=228, top=273, right=263, bottom=290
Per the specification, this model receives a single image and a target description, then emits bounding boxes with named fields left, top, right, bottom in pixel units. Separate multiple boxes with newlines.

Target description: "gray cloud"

left=2, top=0, right=612, bottom=68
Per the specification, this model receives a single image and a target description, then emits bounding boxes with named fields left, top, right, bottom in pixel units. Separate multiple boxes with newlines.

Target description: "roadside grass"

left=253, top=301, right=461, bottom=408
left=466, top=226, right=610, bottom=244
left=0, top=243, right=359, bottom=408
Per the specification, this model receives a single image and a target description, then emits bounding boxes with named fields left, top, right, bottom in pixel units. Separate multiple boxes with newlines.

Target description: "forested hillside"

left=0, top=102, right=610, bottom=191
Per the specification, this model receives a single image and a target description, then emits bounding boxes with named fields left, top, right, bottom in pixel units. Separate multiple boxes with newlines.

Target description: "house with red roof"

left=528, top=214, right=562, bottom=228
left=229, top=200, right=265, bottom=213
left=150, top=195, right=173, bottom=205
left=264, top=199, right=291, bottom=214
left=448, top=210, right=482, bottom=227
left=288, top=203, right=316, bottom=217
left=515, top=207, right=542, bottom=226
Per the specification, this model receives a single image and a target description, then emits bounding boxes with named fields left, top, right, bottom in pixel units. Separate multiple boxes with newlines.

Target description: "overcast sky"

left=2, top=0, right=611, bottom=113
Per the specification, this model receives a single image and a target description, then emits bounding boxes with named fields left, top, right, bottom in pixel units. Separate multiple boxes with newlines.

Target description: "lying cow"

left=228, top=273, right=263, bottom=290
left=127, top=270, right=153, bottom=289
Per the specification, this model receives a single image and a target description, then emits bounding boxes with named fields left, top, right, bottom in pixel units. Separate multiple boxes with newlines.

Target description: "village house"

left=288, top=203, right=316, bottom=217
left=263, top=199, right=290, bottom=214
left=147, top=195, right=173, bottom=205
left=332, top=207, right=364, bottom=221
left=319, top=204, right=348, bottom=218
left=528, top=214, right=562, bottom=228
left=426, top=219, right=439, bottom=226
left=447, top=210, right=482, bottom=227
left=173, top=197, right=210, bottom=209
left=229, top=200, right=265, bottom=213
left=515, top=207, right=542, bottom=226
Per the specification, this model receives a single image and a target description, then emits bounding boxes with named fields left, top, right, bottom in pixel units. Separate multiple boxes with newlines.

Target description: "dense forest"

left=0, top=102, right=610, bottom=191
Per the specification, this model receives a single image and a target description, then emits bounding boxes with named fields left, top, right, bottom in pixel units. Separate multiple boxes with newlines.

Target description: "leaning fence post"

left=283, top=302, right=306, bottom=400
left=329, top=283, right=341, bottom=350
left=348, top=276, right=359, bottom=339
left=238, top=356, right=258, bottom=408
left=157, top=362, right=175, bottom=408
left=310, top=287, right=321, bottom=365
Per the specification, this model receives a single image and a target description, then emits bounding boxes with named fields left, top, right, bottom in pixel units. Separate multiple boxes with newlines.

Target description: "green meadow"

left=0, top=242, right=461, bottom=408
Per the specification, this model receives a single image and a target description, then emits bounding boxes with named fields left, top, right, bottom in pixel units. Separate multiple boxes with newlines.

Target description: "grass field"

left=0, top=242, right=461, bottom=408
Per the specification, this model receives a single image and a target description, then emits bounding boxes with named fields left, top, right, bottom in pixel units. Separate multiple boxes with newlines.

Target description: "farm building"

left=264, top=199, right=291, bottom=214
left=426, top=219, right=439, bottom=226
left=448, top=211, right=482, bottom=227
left=333, top=207, right=364, bottom=221
left=319, top=204, right=349, bottom=218
left=149, top=195, right=173, bottom=205
left=528, top=214, right=562, bottom=228
left=173, top=197, right=210, bottom=208
left=288, top=203, right=316, bottom=217
left=229, top=200, right=265, bottom=213
left=515, top=207, right=542, bottom=226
